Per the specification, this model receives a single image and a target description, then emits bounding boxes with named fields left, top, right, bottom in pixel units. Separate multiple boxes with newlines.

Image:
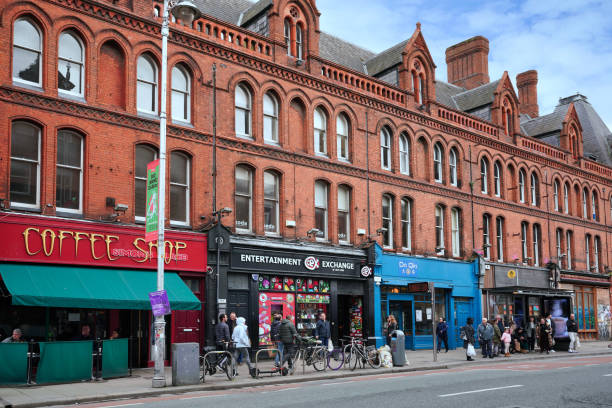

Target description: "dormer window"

left=411, top=59, right=426, bottom=104
left=296, top=24, right=303, bottom=60
left=284, top=19, right=291, bottom=56
left=284, top=7, right=306, bottom=60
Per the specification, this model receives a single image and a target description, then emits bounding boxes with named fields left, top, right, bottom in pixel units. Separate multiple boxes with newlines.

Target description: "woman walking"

left=386, top=315, right=398, bottom=346
left=537, top=317, right=552, bottom=354
left=461, top=317, right=476, bottom=361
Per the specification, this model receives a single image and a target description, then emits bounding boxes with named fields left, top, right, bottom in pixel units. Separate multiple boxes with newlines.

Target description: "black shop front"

left=224, top=237, right=373, bottom=349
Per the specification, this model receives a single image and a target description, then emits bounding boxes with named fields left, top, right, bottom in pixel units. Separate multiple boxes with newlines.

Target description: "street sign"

left=149, top=290, right=171, bottom=317
left=145, top=159, right=160, bottom=242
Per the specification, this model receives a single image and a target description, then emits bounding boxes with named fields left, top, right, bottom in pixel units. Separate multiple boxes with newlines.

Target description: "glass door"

left=389, top=300, right=413, bottom=349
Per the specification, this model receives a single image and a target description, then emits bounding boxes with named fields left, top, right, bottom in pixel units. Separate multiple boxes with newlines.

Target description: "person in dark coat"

left=73, top=325, right=93, bottom=341
left=525, top=316, right=537, bottom=352
left=386, top=315, right=398, bottom=346
left=228, top=312, right=237, bottom=337
left=279, top=318, right=298, bottom=370
left=215, top=314, right=230, bottom=351
left=270, top=313, right=283, bottom=366
left=436, top=317, right=449, bottom=353
left=461, top=317, right=476, bottom=361
left=537, top=317, right=552, bottom=354
left=314, top=312, right=331, bottom=347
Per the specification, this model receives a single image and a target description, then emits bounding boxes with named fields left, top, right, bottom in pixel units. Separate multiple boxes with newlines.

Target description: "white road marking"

left=180, top=395, right=220, bottom=400
left=100, top=404, right=144, bottom=408
left=439, top=385, right=524, bottom=397
left=265, top=387, right=301, bottom=393
left=604, top=374, right=612, bottom=376
left=322, top=382, right=348, bottom=386
left=584, top=364, right=600, bottom=367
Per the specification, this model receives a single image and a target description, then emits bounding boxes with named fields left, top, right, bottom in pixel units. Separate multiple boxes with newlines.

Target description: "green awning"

left=0, top=264, right=200, bottom=310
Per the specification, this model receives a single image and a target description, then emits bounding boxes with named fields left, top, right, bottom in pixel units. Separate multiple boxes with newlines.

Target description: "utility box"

left=390, top=330, right=406, bottom=367
left=171, top=342, right=200, bottom=386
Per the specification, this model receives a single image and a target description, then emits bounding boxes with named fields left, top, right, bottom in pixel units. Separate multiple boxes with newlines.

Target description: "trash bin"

left=389, top=330, right=406, bottom=366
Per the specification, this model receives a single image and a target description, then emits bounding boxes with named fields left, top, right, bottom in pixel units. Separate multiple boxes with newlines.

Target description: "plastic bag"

left=378, top=346, right=393, bottom=368
left=467, top=343, right=476, bottom=357
left=328, top=339, right=334, bottom=352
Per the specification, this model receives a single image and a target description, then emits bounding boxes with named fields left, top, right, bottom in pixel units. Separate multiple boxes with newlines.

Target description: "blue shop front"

left=373, top=244, right=482, bottom=350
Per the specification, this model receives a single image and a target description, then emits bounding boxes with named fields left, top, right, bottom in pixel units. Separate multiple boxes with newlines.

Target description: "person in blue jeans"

left=436, top=317, right=449, bottom=352
left=270, top=313, right=283, bottom=366
left=314, top=312, right=331, bottom=347
left=477, top=318, right=494, bottom=358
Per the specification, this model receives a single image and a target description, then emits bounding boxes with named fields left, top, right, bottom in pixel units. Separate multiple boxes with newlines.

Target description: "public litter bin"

left=389, top=330, right=406, bottom=367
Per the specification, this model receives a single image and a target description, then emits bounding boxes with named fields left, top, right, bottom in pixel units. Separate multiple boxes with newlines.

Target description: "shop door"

left=454, top=299, right=471, bottom=345
left=389, top=300, right=413, bottom=349
left=173, top=311, right=200, bottom=344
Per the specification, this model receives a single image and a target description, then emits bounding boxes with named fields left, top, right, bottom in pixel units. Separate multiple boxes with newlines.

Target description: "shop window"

left=171, top=64, right=191, bottom=123
left=13, top=18, right=42, bottom=87
left=563, top=182, right=570, bottom=214
left=433, top=143, right=443, bottom=183
left=553, top=180, right=560, bottom=211
left=314, top=181, right=328, bottom=240
left=521, top=222, right=528, bottom=264
left=451, top=207, right=460, bottom=257
left=382, top=194, right=393, bottom=248
left=482, top=214, right=491, bottom=260
left=435, top=205, right=445, bottom=254
left=380, top=127, right=391, bottom=170
left=10, top=121, right=41, bottom=209
left=337, top=185, right=351, bottom=243
left=519, top=169, right=526, bottom=203
left=58, top=31, right=85, bottom=97
left=413, top=292, right=444, bottom=335
left=263, top=92, right=279, bottom=143
left=137, top=54, right=158, bottom=115
left=263, top=171, right=279, bottom=234
left=336, top=114, right=350, bottom=161
left=496, top=216, right=504, bottom=262
left=314, top=107, right=328, bottom=156
left=480, top=157, right=489, bottom=194
left=566, top=230, right=573, bottom=270
left=530, top=172, right=539, bottom=206
left=532, top=224, right=541, bottom=266
left=401, top=198, right=412, bottom=251
left=134, top=144, right=158, bottom=221
left=170, top=152, right=190, bottom=226
left=449, top=148, right=458, bottom=186
left=235, top=84, right=252, bottom=138
left=56, top=130, right=83, bottom=213
left=575, top=286, right=595, bottom=332
left=235, top=165, right=253, bottom=232
left=493, top=161, right=502, bottom=197
left=399, top=132, right=410, bottom=175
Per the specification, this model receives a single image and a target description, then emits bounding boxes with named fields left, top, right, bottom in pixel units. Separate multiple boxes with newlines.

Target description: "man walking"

left=567, top=313, right=579, bottom=353
left=231, top=317, right=256, bottom=377
left=279, top=317, right=298, bottom=372
left=477, top=318, right=494, bottom=358
left=436, top=317, right=449, bottom=353
left=492, top=317, right=502, bottom=357
left=315, top=312, right=331, bottom=348
left=215, top=314, right=230, bottom=351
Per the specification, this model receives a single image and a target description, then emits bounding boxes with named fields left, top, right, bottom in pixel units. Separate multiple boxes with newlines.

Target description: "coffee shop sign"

left=399, top=260, right=418, bottom=276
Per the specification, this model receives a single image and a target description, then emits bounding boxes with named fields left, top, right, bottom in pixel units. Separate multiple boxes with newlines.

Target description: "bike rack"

left=201, top=350, right=234, bottom=383
left=253, top=348, right=287, bottom=378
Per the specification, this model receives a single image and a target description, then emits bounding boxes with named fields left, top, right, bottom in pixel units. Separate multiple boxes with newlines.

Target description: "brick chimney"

left=445, top=36, right=490, bottom=90
left=516, top=70, right=539, bottom=118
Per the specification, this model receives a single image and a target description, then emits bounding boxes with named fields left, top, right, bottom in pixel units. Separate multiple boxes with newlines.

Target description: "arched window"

left=13, top=18, right=42, bottom=86
left=170, top=152, right=190, bottom=225
left=264, top=171, right=280, bottom=234
left=435, top=205, right=445, bottom=254
left=530, top=172, right=539, bottom=206
left=533, top=224, right=541, bottom=266
left=451, top=207, right=460, bottom=257
left=235, top=84, right=252, bottom=137
left=518, top=169, right=526, bottom=203
left=314, top=107, right=328, bottom=155
left=433, top=143, right=443, bottom=183
left=556, top=229, right=563, bottom=264
left=594, top=236, right=601, bottom=272
left=235, top=165, right=253, bottom=231
left=10, top=121, right=41, bottom=208
left=419, top=75, right=425, bottom=105
left=566, top=230, right=573, bottom=270
left=563, top=182, right=570, bottom=214
left=336, top=114, right=350, bottom=161
left=585, top=234, right=591, bottom=271
left=496, top=216, right=504, bottom=262
left=591, top=190, right=598, bottom=221
left=505, top=108, right=513, bottom=135
left=493, top=161, right=502, bottom=197
left=382, top=195, right=393, bottom=248
left=380, top=127, right=391, bottom=170
left=401, top=198, right=412, bottom=250
left=58, top=31, right=84, bottom=97
left=480, top=157, right=489, bottom=194
left=314, top=181, right=329, bottom=240
left=263, top=92, right=279, bottom=143
left=553, top=180, right=560, bottom=211
left=482, top=214, right=491, bottom=260
left=134, top=144, right=158, bottom=221
left=171, top=65, right=190, bottom=122
left=399, top=132, right=410, bottom=175
left=449, top=148, right=458, bottom=186
left=521, top=221, right=528, bottom=264
left=337, top=186, right=351, bottom=243
left=296, top=24, right=303, bottom=60
left=284, top=19, right=291, bottom=56
left=56, top=130, right=83, bottom=213
left=137, top=54, right=158, bottom=114
left=582, top=188, right=588, bottom=218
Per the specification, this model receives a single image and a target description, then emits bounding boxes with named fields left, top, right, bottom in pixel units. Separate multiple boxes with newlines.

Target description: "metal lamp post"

left=152, top=0, right=200, bottom=389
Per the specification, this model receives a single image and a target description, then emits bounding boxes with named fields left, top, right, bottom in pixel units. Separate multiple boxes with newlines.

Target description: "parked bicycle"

left=342, top=336, right=381, bottom=370
left=200, top=341, right=237, bottom=381
left=289, top=336, right=328, bottom=373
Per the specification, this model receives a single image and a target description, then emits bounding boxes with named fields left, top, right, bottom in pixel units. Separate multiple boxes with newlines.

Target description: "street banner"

left=149, top=290, right=171, bottom=316
left=145, top=159, right=160, bottom=242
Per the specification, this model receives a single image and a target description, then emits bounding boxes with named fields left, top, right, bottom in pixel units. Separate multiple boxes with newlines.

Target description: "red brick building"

left=0, top=0, right=610, bottom=350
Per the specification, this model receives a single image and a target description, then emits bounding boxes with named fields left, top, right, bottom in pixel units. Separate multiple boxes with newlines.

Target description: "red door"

left=173, top=310, right=201, bottom=343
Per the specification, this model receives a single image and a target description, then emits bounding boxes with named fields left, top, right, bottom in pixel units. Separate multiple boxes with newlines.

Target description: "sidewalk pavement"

left=1, top=341, right=611, bottom=408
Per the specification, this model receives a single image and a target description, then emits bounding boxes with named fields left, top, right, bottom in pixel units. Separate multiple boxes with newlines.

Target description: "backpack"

left=270, top=320, right=281, bottom=341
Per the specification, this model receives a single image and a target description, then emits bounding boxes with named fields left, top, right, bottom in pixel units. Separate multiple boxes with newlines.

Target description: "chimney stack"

left=516, top=70, right=539, bottom=118
left=445, top=36, right=490, bottom=90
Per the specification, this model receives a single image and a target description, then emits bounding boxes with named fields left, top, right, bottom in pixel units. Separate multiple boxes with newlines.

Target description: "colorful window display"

left=349, top=297, right=363, bottom=338
left=258, top=275, right=329, bottom=293
left=258, top=292, right=295, bottom=345
left=297, top=302, right=328, bottom=335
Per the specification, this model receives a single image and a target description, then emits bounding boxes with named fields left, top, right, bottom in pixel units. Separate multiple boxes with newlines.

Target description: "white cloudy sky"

left=318, top=0, right=612, bottom=129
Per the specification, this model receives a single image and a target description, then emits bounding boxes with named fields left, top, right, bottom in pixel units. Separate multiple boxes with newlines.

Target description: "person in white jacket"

left=232, top=317, right=255, bottom=377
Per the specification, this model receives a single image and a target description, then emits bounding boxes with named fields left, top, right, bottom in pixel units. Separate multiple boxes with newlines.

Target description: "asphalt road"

left=59, top=355, right=612, bottom=408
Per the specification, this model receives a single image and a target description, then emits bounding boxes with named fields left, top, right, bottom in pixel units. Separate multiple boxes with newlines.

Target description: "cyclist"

left=279, top=317, right=298, bottom=371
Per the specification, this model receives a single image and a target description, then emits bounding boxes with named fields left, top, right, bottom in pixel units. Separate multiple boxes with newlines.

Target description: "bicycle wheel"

left=327, top=347, right=344, bottom=370
left=343, top=344, right=352, bottom=369
left=366, top=347, right=381, bottom=369
left=349, top=348, right=359, bottom=371
left=313, top=348, right=327, bottom=371
left=220, top=356, right=235, bottom=381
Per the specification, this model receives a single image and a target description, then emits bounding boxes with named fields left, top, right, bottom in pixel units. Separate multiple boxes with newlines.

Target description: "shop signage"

left=494, top=265, right=548, bottom=289
left=0, top=214, right=206, bottom=272
left=149, top=290, right=171, bottom=316
left=145, top=159, right=160, bottom=242
left=231, top=247, right=363, bottom=277
left=360, top=265, right=372, bottom=277
left=407, top=282, right=429, bottom=292
left=399, top=260, right=418, bottom=276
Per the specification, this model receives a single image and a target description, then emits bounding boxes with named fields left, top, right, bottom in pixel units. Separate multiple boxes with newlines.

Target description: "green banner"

left=145, top=159, right=160, bottom=242
left=0, top=343, right=28, bottom=384
left=37, top=341, right=92, bottom=384
left=102, top=338, right=129, bottom=378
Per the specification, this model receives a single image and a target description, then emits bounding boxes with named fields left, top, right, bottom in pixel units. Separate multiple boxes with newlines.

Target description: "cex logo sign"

left=304, top=256, right=320, bottom=271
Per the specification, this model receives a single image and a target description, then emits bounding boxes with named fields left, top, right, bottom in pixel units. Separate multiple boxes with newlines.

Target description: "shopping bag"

left=467, top=343, right=476, bottom=357
left=576, top=336, right=581, bottom=349
left=328, top=339, right=334, bottom=352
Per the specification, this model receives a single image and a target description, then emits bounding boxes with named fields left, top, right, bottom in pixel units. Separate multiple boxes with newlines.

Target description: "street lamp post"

left=152, top=0, right=200, bottom=389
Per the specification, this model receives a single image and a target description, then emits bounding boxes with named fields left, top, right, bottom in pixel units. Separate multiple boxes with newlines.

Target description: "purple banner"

left=149, top=290, right=171, bottom=317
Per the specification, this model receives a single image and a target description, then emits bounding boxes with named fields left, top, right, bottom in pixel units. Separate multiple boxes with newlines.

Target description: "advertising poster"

left=145, top=159, right=160, bottom=242
left=259, top=292, right=294, bottom=345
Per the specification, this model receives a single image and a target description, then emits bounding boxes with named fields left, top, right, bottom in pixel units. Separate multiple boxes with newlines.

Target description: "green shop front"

left=0, top=214, right=204, bottom=384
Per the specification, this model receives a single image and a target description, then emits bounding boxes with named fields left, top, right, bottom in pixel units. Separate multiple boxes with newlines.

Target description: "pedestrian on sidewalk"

left=537, top=317, right=552, bottom=354
left=545, top=314, right=556, bottom=352
left=525, top=316, right=537, bottom=352
left=228, top=312, right=240, bottom=363
left=461, top=317, right=476, bottom=361
left=270, top=313, right=283, bottom=366
left=501, top=327, right=512, bottom=357
left=514, top=327, right=528, bottom=353
left=315, top=312, right=331, bottom=348
left=215, top=314, right=230, bottom=351
left=279, top=317, right=298, bottom=371
left=477, top=318, right=494, bottom=358
left=436, top=317, right=449, bottom=353
left=567, top=313, right=579, bottom=353
left=492, top=318, right=502, bottom=357
left=231, top=317, right=256, bottom=378
left=386, top=315, right=398, bottom=346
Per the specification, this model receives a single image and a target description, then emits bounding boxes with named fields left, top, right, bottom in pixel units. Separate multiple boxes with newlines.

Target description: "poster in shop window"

left=416, top=310, right=423, bottom=322
left=145, top=159, right=160, bottom=242
left=259, top=292, right=295, bottom=345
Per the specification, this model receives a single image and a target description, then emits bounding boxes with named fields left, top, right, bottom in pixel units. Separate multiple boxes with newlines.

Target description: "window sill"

left=13, top=81, right=43, bottom=93
left=137, top=111, right=160, bottom=121
left=315, top=153, right=329, bottom=159
left=338, top=241, right=352, bottom=246
left=265, top=232, right=281, bottom=238
left=170, top=222, right=191, bottom=229
left=134, top=218, right=145, bottom=225
left=264, top=140, right=280, bottom=146
left=235, top=229, right=254, bottom=235
left=59, top=92, right=87, bottom=104
left=236, top=134, right=254, bottom=141
left=9, top=204, right=42, bottom=213
left=172, top=120, right=193, bottom=128
left=338, top=158, right=351, bottom=164
left=55, top=210, right=83, bottom=219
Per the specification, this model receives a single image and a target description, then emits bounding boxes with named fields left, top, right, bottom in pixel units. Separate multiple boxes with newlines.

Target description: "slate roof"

left=193, top=0, right=253, bottom=24
left=239, top=0, right=272, bottom=26
left=452, top=80, right=499, bottom=112
left=364, top=40, right=409, bottom=77
left=319, top=32, right=375, bottom=73
left=435, top=81, right=463, bottom=109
